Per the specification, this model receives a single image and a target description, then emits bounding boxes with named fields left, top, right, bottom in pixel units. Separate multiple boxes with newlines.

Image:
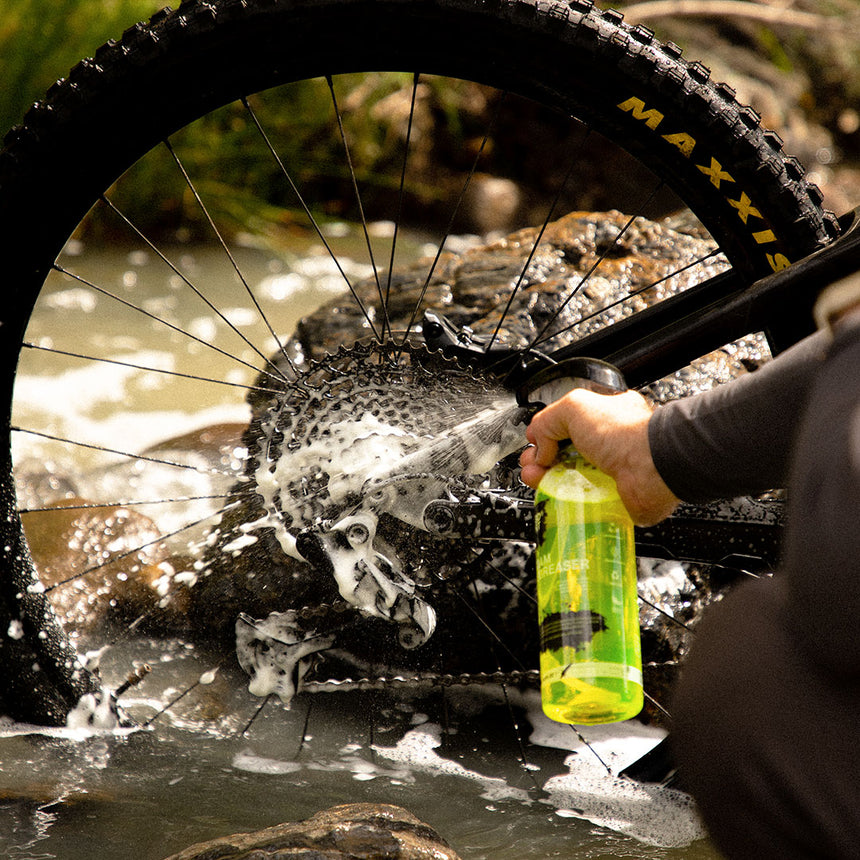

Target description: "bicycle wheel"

left=0, top=0, right=835, bottom=734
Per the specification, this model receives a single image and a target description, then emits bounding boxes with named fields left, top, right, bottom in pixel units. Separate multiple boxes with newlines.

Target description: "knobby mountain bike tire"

left=0, top=0, right=838, bottom=726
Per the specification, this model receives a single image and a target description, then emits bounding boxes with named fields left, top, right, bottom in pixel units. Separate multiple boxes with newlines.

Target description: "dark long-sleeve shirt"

left=648, top=330, right=830, bottom=503
left=648, top=319, right=860, bottom=678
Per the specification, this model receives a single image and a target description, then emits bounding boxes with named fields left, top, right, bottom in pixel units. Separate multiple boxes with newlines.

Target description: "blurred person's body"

left=520, top=277, right=860, bottom=857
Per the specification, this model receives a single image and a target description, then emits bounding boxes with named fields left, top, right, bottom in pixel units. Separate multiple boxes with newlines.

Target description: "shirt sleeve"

left=647, top=330, right=830, bottom=503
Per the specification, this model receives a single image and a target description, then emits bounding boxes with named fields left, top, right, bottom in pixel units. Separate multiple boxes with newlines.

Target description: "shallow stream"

left=2, top=234, right=722, bottom=860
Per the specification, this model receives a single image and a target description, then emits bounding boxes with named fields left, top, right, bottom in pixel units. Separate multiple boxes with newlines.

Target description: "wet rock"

left=22, top=500, right=169, bottom=640
left=161, top=803, right=462, bottom=860
left=273, top=208, right=767, bottom=407
left=15, top=424, right=247, bottom=642
left=292, top=209, right=736, bottom=366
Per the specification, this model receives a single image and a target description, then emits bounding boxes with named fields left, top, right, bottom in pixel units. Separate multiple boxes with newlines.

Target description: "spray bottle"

left=522, top=358, right=643, bottom=725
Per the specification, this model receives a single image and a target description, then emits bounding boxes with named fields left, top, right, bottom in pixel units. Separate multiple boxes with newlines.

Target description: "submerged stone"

left=161, top=802, right=463, bottom=860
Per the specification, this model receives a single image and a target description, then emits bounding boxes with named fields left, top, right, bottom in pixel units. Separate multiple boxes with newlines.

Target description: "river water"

left=2, top=233, right=723, bottom=860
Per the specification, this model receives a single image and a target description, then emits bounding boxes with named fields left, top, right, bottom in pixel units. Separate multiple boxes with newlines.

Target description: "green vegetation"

left=0, top=2, right=443, bottom=239
left=0, top=0, right=165, bottom=139
left=4, top=0, right=856, bottom=241
left=79, top=71, right=482, bottom=241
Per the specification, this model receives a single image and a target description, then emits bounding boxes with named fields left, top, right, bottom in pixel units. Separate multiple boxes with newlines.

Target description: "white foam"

left=373, top=723, right=531, bottom=804
left=235, top=612, right=336, bottom=704
left=542, top=766, right=705, bottom=848
left=525, top=695, right=706, bottom=847
left=232, top=749, right=302, bottom=775
left=0, top=719, right=137, bottom=742
left=371, top=693, right=705, bottom=848
left=527, top=695, right=664, bottom=763
left=66, top=688, right=121, bottom=730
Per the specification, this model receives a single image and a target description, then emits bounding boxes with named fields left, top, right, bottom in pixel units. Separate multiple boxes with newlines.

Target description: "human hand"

left=519, top=388, right=679, bottom=526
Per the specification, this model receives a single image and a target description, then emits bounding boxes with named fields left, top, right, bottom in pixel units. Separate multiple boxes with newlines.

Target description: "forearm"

left=647, top=330, right=830, bottom=503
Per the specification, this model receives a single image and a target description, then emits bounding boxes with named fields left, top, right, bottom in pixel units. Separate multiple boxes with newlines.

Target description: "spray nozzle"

left=516, top=357, right=627, bottom=410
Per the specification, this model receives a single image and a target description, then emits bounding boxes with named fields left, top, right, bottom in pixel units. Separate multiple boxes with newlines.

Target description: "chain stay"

left=424, top=490, right=784, bottom=570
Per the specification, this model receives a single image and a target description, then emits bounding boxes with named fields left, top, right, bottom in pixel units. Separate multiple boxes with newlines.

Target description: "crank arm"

left=424, top=493, right=783, bottom=571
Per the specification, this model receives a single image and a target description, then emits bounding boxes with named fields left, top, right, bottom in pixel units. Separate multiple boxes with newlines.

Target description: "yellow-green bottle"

left=525, top=358, right=642, bottom=725
left=535, top=452, right=642, bottom=724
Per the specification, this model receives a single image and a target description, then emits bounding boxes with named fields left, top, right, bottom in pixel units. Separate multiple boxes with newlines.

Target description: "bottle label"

left=539, top=609, right=606, bottom=652
left=541, top=660, right=643, bottom=687
left=535, top=514, right=641, bottom=687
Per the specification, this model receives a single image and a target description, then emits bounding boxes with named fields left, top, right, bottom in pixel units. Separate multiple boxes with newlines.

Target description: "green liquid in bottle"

left=535, top=452, right=643, bottom=725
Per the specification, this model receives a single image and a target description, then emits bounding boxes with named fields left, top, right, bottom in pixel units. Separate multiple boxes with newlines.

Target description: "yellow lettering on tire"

left=696, top=157, right=734, bottom=189
left=767, top=253, right=791, bottom=272
left=661, top=132, right=696, bottom=157
left=617, top=97, right=663, bottom=130
left=728, top=192, right=762, bottom=224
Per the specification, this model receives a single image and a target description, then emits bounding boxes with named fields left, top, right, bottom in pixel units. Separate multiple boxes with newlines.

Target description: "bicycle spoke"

left=541, top=248, right=725, bottom=346
left=525, top=180, right=666, bottom=354
left=295, top=699, right=313, bottom=756
left=241, top=95, right=380, bottom=340
left=237, top=693, right=273, bottom=737
left=143, top=661, right=227, bottom=728
left=462, top=576, right=541, bottom=784
left=383, top=73, right=421, bottom=341
left=19, top=492, right=250, bottom=515
left=98, top=193, right=295, bottom=379
left=445, top=579, right=530, bottom=672
left=644, top=690, right=672, bottom=724
left=396, top=92, right=509, bottom=353
left=22, top=341, right=282, bottom=396
left=637, top=593, right=694, bottom=633
left=477, top=555, right=538, bottom=607
left=485, top=130, right=587, bottom=353
left=164, top=139, right=297, bottom=373
left=326, top=75, right=388, bottom=340
left=12, top=426, right=240, bottom=478
left=496, top=681, right=542, bottom=788
left=41, top=496, right=246, bottom=591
